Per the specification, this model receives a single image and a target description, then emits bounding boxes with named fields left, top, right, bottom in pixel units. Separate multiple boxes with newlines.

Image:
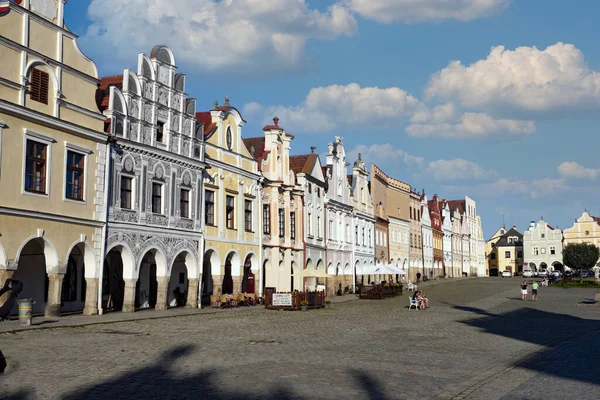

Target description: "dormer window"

left=156, top=122, right=164, bottom=143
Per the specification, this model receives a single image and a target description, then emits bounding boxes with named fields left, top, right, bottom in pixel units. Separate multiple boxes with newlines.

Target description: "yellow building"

left=0, top=0, right=107, bottom=316
left=491, top=227, right=523, bottom=275
left=198, top=100, right=262, bottom=299
left=486, top=226, right=506, bottom=276
left=563, top=211, right=600, bottom=265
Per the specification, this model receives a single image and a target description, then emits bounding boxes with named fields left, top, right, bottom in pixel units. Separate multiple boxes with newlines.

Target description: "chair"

left=407, top=282, right=415, bottom=292
left=409, top=297, right=419, bottom=310
left=220, top=295, right=229, bottom=308
left=210, top=295, right=220, bottom=309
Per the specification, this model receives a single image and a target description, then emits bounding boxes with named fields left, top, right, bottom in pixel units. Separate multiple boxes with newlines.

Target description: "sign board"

left=316, top=285, right=326, bottom=292
left=272, top=293, right=292, bottom=307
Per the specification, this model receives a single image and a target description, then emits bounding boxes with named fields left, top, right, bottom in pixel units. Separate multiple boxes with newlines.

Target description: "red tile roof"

left=242, top=137, right=266, bottom=169
left=95, top=75, right=123, bottom=113
left=195, top=112, right=216, bottom=139
left=446, top=200, right=465, bottom=214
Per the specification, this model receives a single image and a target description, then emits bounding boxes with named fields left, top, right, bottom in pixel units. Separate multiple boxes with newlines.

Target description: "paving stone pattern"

left=1, top=278, right=599, bottom=399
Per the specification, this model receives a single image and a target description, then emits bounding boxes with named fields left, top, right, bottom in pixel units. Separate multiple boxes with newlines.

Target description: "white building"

left=421, top=193, right=434, bottom=278
left=349, top=154, right=376, bottom=287
left=99, top=45, right=205, bottom=312
left=523, top=219, right=564, bottom=272
left=290, top=148, right=327, bottom=291
left=441, top=201, right=453, bottom=277
left=476, top=216, right=486, bottom=276
left=324, top=137, right=353, bottom=295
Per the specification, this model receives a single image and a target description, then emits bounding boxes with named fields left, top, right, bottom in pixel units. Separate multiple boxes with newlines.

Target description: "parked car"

left=523, top=270, right=534, bottom=278
left=538, top=269, right=548, bottom=277
left=582, top=270, right=596, bottom=278
left=565, top=270, right=573, bottom=278
left=501, top=270, right=512, bottom=278
left=551, top=271, right=561, bottom=278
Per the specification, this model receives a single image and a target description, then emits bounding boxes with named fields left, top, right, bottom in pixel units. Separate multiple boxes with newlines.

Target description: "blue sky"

left=65, top=0, right=600, bottom=239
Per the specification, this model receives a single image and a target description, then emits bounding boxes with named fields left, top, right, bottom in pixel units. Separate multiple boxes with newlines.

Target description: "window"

left=244, top=200, right=252, bottom=231
left=25, top=140, right=47, bottom=193
left=151, top=183, right=162, bottom=214
left=355, top=226, right=359, bottom=244
left=329, top=220, right=333, bottom=238
left=308, top=213, right=312, bottom=236
left=317, top=216, right=321, bottom=238
left=541, top=248, right=546, bottom=254
left=369, top=229, right=372, bottom=246
left=226, top=127, right=233, bottom=150
left=346, top=224, right=350, bottom=242
left=411, top=233, right=413, bottom=247
left=120, top=176, right=133, bottom=209
left=541, top=234, right=545, bottom=239
left=533, top=247, right=539, bottom=256
left=517, top=251, right=523, bottom=258
left=279, top=209, right=285, bottom=238
left=156, top=122, right=164, bottom=143
left=65, top=150, right=85, bottom=201
left=410, top=207, right=413, bottom=219
left=263, top=205, right=270, bottom=235
left=30, top=68, right=49, bottom=104
left=205, top=190, right=215, bottom=225
left=490, top=252, right=496, bottom=260
left=226, top=195, right=235, bottom=229
left=308, top=183, right=312, bottom=194
left=505, top=251, right=511, bottom=258
left=180, top=189, right=190, bottom=218
left=362, top=228, right=365, bottom=245
left=361, top=187, right=365, bottom=203
left=317, top=188, right=320, bottom=198
left=290, top=212, right=296, bottom=240
left=550, top=246, right=556, bottom=255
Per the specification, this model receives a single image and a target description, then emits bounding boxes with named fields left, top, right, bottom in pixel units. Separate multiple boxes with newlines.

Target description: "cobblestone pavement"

left=1, top=278, right=599, bottom=399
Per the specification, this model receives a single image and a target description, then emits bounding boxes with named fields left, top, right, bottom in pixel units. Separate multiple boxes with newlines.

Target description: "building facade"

left=563, top=212, right=600, bottom=266
left=409, top=190, right=423, bottom=282
left=349, top=154, right=376, bottom=286
left=0, top=0, right=107, bottom=317
left=201, top=101, right=261, bottom=300
left=98, top=45, right=206, bottom=313
left=421, top=193, right=433, bottom=279
left=523, top=219, right=564, bottom=272
left=289, top=148, right=326, bottom=291
left=486, top=226, right=506, bottom=276
left=492, top=227, right=524, bottom=274
left=324, top=137, right=353, bottom=293
left=429, top=195, right=444, bottom=278
left=451, top=207, right=465, bottom=278
left=441, top=200, right=453, bottom=277
left=476, top=216, right=486, bottom=276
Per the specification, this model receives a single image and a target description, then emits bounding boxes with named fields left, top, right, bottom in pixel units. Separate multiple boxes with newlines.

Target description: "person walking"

left=520, top=280, right=528, bottom=301
left=416, top=272, right=421, bottom=284
left=532, top=281, right=539, bottom=301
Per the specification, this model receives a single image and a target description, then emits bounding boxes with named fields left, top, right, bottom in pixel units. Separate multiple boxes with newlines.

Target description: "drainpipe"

left=98, top=134, right=117, bottom=315
left=258, top=177, right=264, bottom=297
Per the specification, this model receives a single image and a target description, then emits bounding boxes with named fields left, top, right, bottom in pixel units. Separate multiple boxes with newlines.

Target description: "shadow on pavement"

left=455, top=305, right=600, bottom=387
left=2, top=344, right=390, bottom=399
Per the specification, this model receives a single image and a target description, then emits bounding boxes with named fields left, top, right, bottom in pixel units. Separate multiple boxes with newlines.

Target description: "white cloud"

left=83, top=0, right=357, bottom=73
left=406, top=112, right=535, bottom=139
left=557, top=162, right=600, bottom=180
left=347, top=143, right=426, bottom=169
left=444, top=178, right=567, bottom=199
left=424, top=159, right=498, bottom=181
left=247, top=84, right=533, bottom=138
left=347, top=0, right=510, bottom=23
left=425, top=42, right=600, bottom=116
left=249, top=83, right=426, bottom=133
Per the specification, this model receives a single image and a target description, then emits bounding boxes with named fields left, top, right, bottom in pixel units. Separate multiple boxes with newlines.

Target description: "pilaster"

left=232, top=276, right=242, bottom=294
left=212, top=275, right=223, bottom=296
left=186, top=278, right=199, bottom=308
left=122, top=279, right=137, bottom=313
left=83, top=277, right=99, bottom=315
left=45, top=273, right=65, bottom=318
left=155, top=276, right=170, bottom=310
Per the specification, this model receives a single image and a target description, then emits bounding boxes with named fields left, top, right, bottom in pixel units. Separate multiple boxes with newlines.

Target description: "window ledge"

left=24, top=190, right=49, bottom=198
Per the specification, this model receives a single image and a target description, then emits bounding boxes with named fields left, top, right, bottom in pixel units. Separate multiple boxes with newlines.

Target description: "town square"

left=1, top=0, right=600, bottom=399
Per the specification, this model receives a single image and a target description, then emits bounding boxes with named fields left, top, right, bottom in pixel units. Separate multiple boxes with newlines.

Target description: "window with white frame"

left=120, top=175, right=133, bottom=209
left=65, top=150, right=85, bottom=201
left=180, top=188, right=190, bottom=218
left=151, top=182, right=163, bottom=214
left=244, top=199, right=252, bottom=232
left=290, top=212, right=296, bottom=240
left=308, top=212, right=312, bottom=236
left=533, top=247, right=539, bottom=256
left=317, top=215, right=322, bottom=238
left=550, top=246, right=556, bottom=255
left=25, top=139, right=48, bottom=194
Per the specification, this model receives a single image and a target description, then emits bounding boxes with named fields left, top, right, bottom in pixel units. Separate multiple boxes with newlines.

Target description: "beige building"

left=0, top=0, right=107, bottom=316
left=200, top=101, right=262, bottom=299
left=409, top=189, right=423, bottom=282
left=492, top=227, right=524, bottom=275
left=563, top=211, right=600, bottom=266
left=245, top=118, right=304, bottom=292
left=486, top=226, right=506, bottom=276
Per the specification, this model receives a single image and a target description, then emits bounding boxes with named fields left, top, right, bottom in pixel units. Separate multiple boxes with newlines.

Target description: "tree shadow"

left=455, top=305, right=600, bottom=386
left=0, top=389, right=34, bottom=400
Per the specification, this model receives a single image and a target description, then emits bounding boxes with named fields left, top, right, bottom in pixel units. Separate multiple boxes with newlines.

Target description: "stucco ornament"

left=155, top=165, right=164, bottom=179
left=144, top=83, right=153, bottom=99
left=183, top=173, right=191, bottom=186
left=124, top=157, right=134, bottom=172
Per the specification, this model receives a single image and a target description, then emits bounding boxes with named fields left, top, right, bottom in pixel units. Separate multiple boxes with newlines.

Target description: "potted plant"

left=300, top=300, right=309, bottom=311
left=324, top=299, right=332, bottom=308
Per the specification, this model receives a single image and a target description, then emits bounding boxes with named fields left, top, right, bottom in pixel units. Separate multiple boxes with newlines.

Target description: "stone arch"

left=225, top=250, right=242, bottom=276
left=0, top=240, right=8, bottom=269
left=316, top=259, right=325, bottom=271
left=16, top=235, right=60, bottom=272
left=242, top=252, right=258, bottom=294
left=65, top=240, right=98, bottom=279
left=551, top=261, right=563, bottom=271
left=327, top=262, right=334, bottom=275
left=137, top=246, right=168, bottom=278
left=151, top=45, right=176, bottom=65
left=105, top=242, right=136, bottom=280
left=528, top=262, right=537, bottom=272
left=306, top=258, right=315, bottom=270
left=172, top=249, right=199, bottom=279
left=168, top=250, right=198, bottom=307
left=124, top=69, right=142, bottom=95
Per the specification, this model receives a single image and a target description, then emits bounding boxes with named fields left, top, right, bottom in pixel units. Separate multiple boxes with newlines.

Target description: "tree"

left=563, top=243, right=600, bottom=283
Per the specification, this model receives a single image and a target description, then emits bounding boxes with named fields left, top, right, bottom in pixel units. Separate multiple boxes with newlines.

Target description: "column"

left=212, top=275, right=223, bottom=296
left=83, top=277, right=99, bottom=315
left=45, top=273, right=65, bottom=318
left=122, top=278, right=137, bottom=313
left=186, top=278, right=199, bottom=309
left=155, top=276, right=170, bottom=310
left=232, top=276, right=242, bottom=294
left=0, top=270, right=15, bottom=307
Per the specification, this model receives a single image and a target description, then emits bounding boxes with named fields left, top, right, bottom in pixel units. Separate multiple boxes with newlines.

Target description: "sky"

left=65, top=0, right=600, bottom=239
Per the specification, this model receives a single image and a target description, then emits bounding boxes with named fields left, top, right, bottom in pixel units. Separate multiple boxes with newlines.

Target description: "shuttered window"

left=30, top=68, right=49, bottom=104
